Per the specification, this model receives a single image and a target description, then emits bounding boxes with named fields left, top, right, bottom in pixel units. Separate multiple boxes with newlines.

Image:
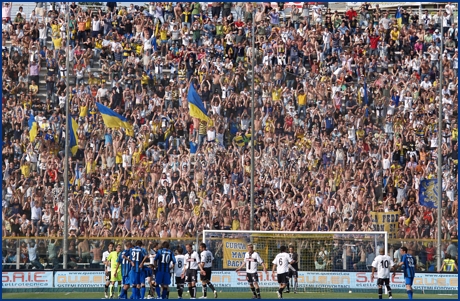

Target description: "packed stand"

left=1, top=2, right=458, bottom=271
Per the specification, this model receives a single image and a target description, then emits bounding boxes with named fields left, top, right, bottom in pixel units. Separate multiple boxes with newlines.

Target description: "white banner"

left=2, top=271, right=53, bottom=288
left=207, top=271, right=457, bottom=291
left=346, top=2, right=424, bottom=8
left=54, top=271, right=105, bottom=288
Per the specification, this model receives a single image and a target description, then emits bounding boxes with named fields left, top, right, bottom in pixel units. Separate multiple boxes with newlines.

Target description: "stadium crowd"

left=1, top=2, right=458, bottom=271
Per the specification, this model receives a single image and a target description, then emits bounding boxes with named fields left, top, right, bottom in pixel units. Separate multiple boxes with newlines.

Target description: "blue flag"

left=419, top=179, right=439, bottom=208
left=363, top=82, right=369, bottom=105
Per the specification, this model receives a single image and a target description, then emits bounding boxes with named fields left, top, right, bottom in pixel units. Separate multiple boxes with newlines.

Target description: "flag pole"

left=250, top=6, right=256, bottom=232
left=63, top=4, right=71, bottom=270
left=436, top=17, right=443, bottom=272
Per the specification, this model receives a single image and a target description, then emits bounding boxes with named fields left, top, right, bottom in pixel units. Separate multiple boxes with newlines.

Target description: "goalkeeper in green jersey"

left=107, top=244, right=122, bottom=298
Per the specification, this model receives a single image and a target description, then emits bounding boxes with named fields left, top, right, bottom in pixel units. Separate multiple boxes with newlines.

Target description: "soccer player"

left=393, top=247, right=416, bottom=300
left=127, top=240, right=148, bottom=299
left=103, top=242, right=114, bottom=298
left=154, top=241, right=176, bottom=299
left=371, top=248, right=395, bottom=299
left=199, top=243, right=218, bottom=299
left=116, top=242, right=133, bottom=299
left=148, top=242, right=161, bottom=299
left=174, top=247, right=186, bottom=299
left=272, top=246, right=293, bottom=299
left=107, top=244, right=122, bottom=298
left=142, top=264, right=154, bottom=299
left=235, top=243, right=268, bottom=299
left=182, top=243, right=200, bottom=299
left=286, top=246, right=298, bottom=294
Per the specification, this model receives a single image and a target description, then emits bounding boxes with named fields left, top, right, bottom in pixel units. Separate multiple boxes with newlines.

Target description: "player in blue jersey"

left=127, top=240, right=148, bottom=299
left=154, top=241, right=176, bottom=299
left=116, top=242, right=133, bottom=299
left=141, top=265, right=153, bottom=299
left=393, top=247, right=416, bottom=300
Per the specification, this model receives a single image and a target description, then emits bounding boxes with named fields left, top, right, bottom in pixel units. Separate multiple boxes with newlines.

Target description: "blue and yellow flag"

left=69, top=117, right=79, bottom=156
left=95, top=102, right=134, bottom=136
left=28, top=114, right=38, bottom=142
left=395, top=7, right=402, bottom=28
left=363, top=82, right=369, bottom=105
left=188, top=83, right=209, bottom=122
left=419, top=179, right=439, bottom=208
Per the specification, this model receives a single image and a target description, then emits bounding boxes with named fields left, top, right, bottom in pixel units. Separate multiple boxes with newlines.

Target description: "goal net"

left=202, top=230, right=388, bottom=294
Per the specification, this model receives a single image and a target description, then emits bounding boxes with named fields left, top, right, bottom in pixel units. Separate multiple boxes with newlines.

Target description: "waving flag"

left=419, top=179, right=439, bottom=209
left=28, top=114, right=38, bottom=142
left=68, top=117, right=79, bottom=156
left=395, top=7, right=402, bottom=28
left=187, top=83, right=210, bottom=122
left=96, top=102, right=134, bottom=136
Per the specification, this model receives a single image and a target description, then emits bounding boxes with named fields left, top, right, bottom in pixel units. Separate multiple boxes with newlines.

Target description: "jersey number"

left=407, top=257, right=414, bottom=267
left=206, top=256, right=212, bottom=264
left=177, top=260, right=183, bottom=269
left=279, top=258, right=283, bottom=266
left=132, top=251, right=139, bottom=262
left=161, top=253, right=170, bottom=264
left=381, top=260, right=389, bottom=268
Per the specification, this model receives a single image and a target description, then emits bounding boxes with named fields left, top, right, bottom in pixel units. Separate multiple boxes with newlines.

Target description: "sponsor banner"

left=370, top=211, right=399, bottom=239
left=222, top=239, right=247, bottom=269
left=346, top=2, right=423, bottom=8
left=2, top=271, right=53, bottom=288
left=202, top=271, right=457, bottom=291
left=54, top=271, right=105, bottom=288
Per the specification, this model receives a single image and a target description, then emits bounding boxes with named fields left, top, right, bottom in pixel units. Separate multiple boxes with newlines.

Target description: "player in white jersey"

left=371, top=248, right=395, bottom=299
left=199, top=243, right=218, bottom=298
left=102, top=242, right=114, bottom=298
left=272, top=246, right=294, bottom=299
left=183, top=244, right=200, bottom=299
left=174, top=247, right=186, bottom=299
left=286, top=246, right=299, bottom=294
left=235, top=243, right=268, bottom=299
left=147, top=242, right=160, bottom=299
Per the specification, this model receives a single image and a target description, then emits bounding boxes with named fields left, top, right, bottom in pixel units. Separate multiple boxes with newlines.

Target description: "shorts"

left=377, top=278, right=390, bottom=286
left=176, top=276, right=185, bottom=285
left=277, top=272, right=288, bottom=284
left=129, top=270, right=142, bottom=285
left=156, top=271, right=172, bottom=286
left=246, top=272, right=259, bottom=284
left=105, top=271, right=111, bottom=282
left=185, top=269, right=198, bottom=283
left=111, top=270, right=122, bottom=282
left=405, top=277, right=414, bottom=286
left=201, top=268, right=212, bottom=282
left=122, top=275, right=130, bottom=286
left=288, top=270, right=298, bottom=278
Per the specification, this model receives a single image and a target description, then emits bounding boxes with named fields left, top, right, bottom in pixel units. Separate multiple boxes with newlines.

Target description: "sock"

left=105, top=284, right=109, bottom=294
left=278, top=288, right=283, bottom=298
left=162, top=289, right=168, bottom=299
left=178, top=285, right=183, bottom=297
left=109, top=284, right=114, bottom=296
left=207, top=282, right=216, bottom=293
left=203, top=284, right=207, bottom=297
left=386, top=286, right=392, bottom=297
left=407, top=290, right=413, bottom=300
left=149, top=286, right=154, bottom=297
left=250, top=287, right=256, bottom=296
left=132, top=287, right=139, bottom=299
left=286, top=282, right=290, bottom=291
left=118, top=285, right=122, bottom=296
left=294, top=281, right=298, bottom=291
left=120, top=288, right=128, bottom=299
left=256, top=288, right=261, bottom=297
left=155, top=285, right=161, bottom=298
left=378, top=287, right=383, bottom=299
left=166, top=290, right=170, bottom=299
left=191, top=286, right=197, bottom=298
left=140, top=287, right=146, bottom=299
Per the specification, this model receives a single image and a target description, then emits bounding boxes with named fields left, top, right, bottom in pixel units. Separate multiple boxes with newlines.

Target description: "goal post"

left=202, top=230, right=388, bottom=294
